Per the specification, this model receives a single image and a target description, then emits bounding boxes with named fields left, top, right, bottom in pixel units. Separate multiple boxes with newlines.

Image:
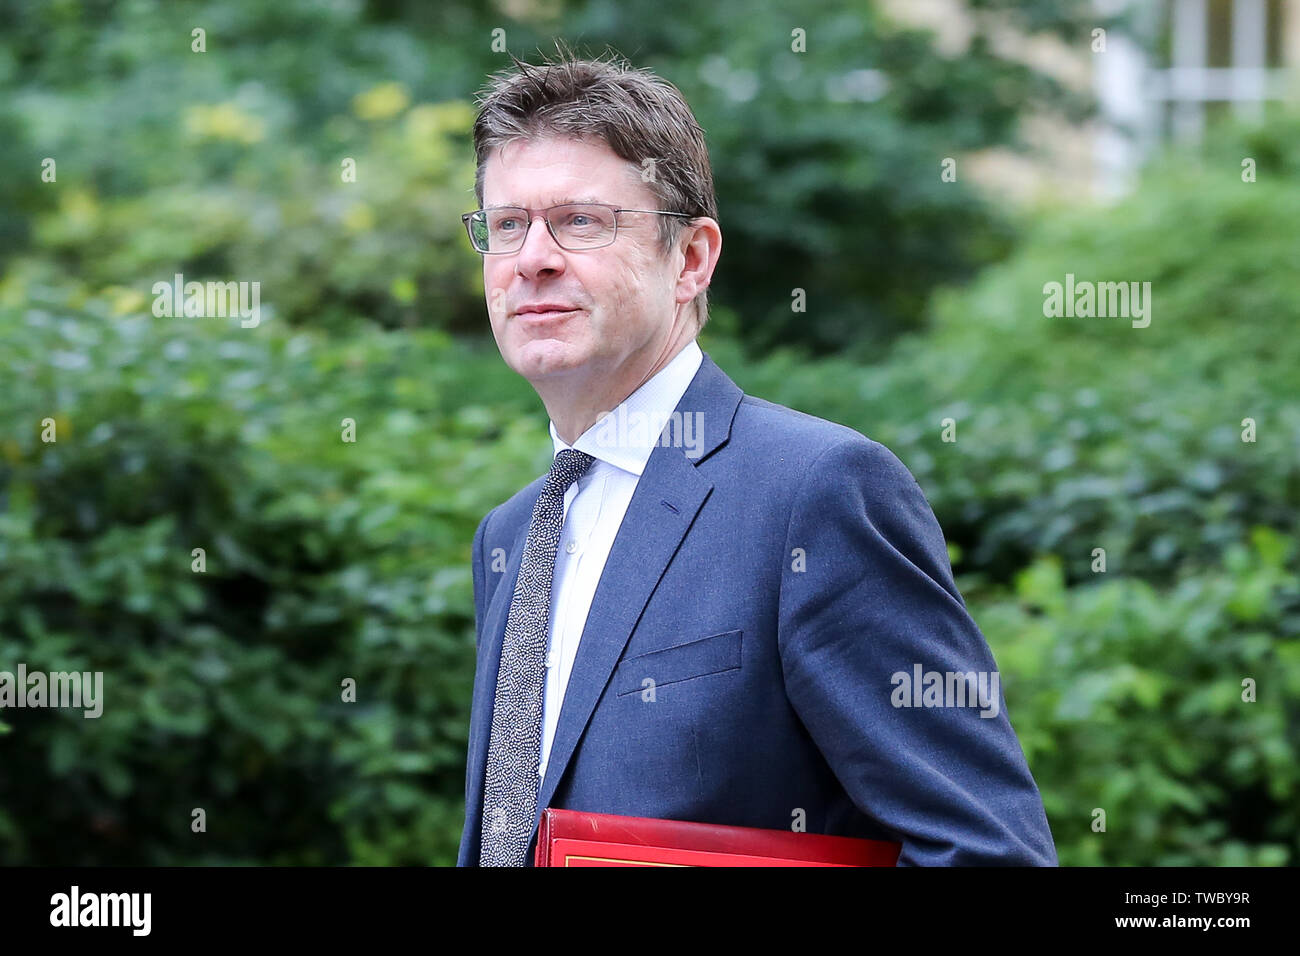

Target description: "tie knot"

left=546, top=448, right=596, bottom=493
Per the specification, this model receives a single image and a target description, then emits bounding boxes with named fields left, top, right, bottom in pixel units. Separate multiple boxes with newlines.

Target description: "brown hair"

left=472, top=46, right=718, bottom=329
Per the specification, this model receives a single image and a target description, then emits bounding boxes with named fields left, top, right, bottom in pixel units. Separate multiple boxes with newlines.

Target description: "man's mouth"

left=515, top=305, right=582, bottom=322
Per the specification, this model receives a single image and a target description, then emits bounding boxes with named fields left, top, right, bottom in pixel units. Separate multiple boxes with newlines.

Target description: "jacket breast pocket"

left=614, top=629, right=743, bottom=698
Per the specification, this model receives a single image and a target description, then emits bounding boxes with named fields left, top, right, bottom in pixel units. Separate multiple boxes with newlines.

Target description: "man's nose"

left=514, top=214, right=566, bottom=278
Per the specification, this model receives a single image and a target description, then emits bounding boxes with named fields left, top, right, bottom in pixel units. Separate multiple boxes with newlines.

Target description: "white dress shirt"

left=536, top=338, right=704, bottom=784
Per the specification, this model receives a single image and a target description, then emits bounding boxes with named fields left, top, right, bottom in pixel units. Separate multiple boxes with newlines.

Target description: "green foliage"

left=8, top=95, right=484, bottom=335
left=985, top=530, right=1300, bottom=866
left=0, top=0, right=1103, bottom=349
left=0, top=285, right=545, bottom=864
left=714, top=120, right=1300, bottom=588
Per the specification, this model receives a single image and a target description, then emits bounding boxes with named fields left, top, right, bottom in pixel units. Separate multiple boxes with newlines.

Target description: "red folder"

left=535, top=808, right=901, bottom=866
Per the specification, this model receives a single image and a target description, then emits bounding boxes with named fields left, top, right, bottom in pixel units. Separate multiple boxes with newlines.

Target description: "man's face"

left=479, top=135, right=684, bottom=389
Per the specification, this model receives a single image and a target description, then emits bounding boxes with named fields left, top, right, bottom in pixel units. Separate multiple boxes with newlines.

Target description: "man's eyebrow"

left=487, top=196, right=609, bottom=208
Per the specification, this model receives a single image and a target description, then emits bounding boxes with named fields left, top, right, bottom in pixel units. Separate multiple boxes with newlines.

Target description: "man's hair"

left=472, top=46, right=718, bottom=331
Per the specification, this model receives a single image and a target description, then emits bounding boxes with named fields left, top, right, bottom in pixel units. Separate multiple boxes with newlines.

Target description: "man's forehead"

left=486, top=193, right=606, bottom=208
left=483, top=137, right=648, bottom=204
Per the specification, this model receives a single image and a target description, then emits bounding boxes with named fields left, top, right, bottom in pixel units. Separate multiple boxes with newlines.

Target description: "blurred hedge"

left=0, top=0, right=1103, bottom=350
left=6, top=95, right=484, bottom=336
left=0, top=283, right=545, bottom=864
left=987, top=533, right=1298, bottom=866
left=718, top=118, right=1300, bottom=590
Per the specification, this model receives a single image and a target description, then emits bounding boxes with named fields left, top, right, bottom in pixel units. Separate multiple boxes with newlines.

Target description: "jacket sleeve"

left=777, top=436, right=1057, bottom=865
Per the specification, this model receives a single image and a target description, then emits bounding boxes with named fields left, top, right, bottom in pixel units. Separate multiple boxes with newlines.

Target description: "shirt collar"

left=549, top=338, right=703, bottom=478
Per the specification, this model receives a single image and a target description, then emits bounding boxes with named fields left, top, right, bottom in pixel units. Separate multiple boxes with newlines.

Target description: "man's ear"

left=674, top=217, right=722, bottom=307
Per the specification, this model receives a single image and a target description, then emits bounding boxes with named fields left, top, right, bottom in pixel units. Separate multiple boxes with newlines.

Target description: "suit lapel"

left=530, top=446, right=710, bottom=840
left=464, top=352, right=745, bottom=862
left=532, top=353, right=743, bottom=840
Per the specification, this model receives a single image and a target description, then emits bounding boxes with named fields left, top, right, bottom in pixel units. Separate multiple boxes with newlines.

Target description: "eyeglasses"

left=461, top=202, right=693, bottom=254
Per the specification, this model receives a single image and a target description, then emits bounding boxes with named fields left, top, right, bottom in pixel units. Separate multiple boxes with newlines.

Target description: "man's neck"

left=544, top=324, right=697, bottom=446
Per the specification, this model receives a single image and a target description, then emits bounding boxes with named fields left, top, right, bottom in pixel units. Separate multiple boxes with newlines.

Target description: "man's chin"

left=509, top=340, right=590, bottom=380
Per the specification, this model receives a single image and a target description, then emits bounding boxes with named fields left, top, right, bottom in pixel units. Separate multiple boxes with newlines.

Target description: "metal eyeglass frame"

left=461, top=202, right=694, bottom=254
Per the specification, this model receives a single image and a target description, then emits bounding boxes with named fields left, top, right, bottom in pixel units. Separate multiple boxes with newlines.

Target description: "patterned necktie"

left=479, top=447, right=597, bottom=866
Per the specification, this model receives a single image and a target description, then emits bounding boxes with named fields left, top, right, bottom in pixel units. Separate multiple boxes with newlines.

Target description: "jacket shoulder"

left=731, top=393, right=903, bottom=476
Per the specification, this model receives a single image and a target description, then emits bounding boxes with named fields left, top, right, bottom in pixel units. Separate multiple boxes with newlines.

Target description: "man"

left=457, top=52, right=1056, bottom=866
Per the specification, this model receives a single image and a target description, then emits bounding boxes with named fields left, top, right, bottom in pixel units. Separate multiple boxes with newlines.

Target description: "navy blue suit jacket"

left=458, top=351, right=1057, bottom=865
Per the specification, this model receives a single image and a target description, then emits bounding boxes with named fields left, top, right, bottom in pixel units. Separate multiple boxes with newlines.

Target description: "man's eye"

left=495, top=218, right=521, bottom=231
left=562, top=213, right=606, bottom=230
